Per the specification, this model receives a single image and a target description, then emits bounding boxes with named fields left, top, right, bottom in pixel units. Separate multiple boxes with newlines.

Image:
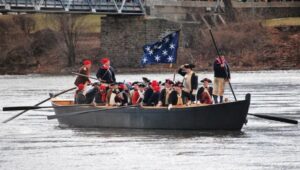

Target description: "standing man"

left=74, top=59, right=92, bottom=87
left=96, top=58, right=116, bottom=84
left=212, top=55, right=231, bottom=104
left=178, top=64, right=198, bottom=102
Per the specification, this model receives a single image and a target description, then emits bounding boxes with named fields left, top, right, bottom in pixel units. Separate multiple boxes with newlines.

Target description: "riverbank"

left=0, top=15, right=299, bottom=75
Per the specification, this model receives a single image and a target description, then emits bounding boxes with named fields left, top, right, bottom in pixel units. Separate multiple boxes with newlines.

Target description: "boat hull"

left=51, top=94, right=251, bottom=130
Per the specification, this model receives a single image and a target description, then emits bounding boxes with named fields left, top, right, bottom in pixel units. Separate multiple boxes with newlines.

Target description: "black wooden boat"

left=50, top=94, right=251, bottom=130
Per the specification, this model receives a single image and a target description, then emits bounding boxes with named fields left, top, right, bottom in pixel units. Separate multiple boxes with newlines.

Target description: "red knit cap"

left=77, top=84, right=85, bottom=91
left=150, top=80, right=159, bottom=87
left=83, top=59, right=91, bottom=66
left=100, top=84, right=106, bottom=90
left=118, top=84, right=125, bottom=90
left=153, top=85, right=160, bottom=92
left=101, top=58, right=110, bottom=64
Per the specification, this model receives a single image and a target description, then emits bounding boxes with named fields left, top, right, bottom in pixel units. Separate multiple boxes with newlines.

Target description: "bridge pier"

left=100, top=16, right=207, bottom=67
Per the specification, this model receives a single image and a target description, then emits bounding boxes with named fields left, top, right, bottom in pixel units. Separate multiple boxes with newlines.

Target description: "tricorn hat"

left=165, top=79, right=174, bottom=85
left=142, top=77, right=151, bottom=83
left=183, top=64, right=195, bottom=69
left=174, top=81, right=184, bottom=88
left=138, top=83, right=146, bottom=88
left=201, top=78, right=212, bottom=83
left=132, top=81, right=140, bottom=86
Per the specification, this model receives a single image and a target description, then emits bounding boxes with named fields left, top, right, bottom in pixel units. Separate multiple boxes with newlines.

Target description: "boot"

left=220, top=96, right=223, bottom=103
left=213, top=95, right=218, bottom=104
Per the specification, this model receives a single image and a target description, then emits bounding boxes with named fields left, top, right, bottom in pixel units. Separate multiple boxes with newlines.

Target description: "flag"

left=141, top=31, right=180, bottom=65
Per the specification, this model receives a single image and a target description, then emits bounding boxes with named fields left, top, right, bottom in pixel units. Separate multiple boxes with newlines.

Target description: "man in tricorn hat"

left=143, top=80, right=159, bottom=105
left=178, top=64, right=198, bottom=102
left=157, top=79, right=174, bottom=107
left=168, top=81, right=191, bottom=110
left=197, top=78, right=213, bottom=104
left=96, top=57, right=116, bottom=84
left=212, top=55, right=230, bottom=103
left=142, top=77, right=151, bottom=87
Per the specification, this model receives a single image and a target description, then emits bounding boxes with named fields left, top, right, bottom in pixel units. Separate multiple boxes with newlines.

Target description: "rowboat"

left=50, top=93, right=251, bottom=130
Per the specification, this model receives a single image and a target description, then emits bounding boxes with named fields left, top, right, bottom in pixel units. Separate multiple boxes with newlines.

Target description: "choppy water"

left=0, top=70, right=299, bottom=170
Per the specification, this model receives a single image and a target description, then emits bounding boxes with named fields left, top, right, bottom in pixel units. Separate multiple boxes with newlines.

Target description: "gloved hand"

left=168, top=104, right=173, bottom=111
left=138, top=91, right=144, bottom=99
left=156, top=101, right=162, bottom=107
left=192, top=89, right=197, bottom=95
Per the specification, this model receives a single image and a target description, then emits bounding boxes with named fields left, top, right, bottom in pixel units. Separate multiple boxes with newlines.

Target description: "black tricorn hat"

left=142, top=77, right=151, bottom=83
left=183, top=64, right=195, bottom=69
left=132, top=81, right=140, bottom=86
left=165, top=79, right=174, bottom=85
left=138, top=83, right=146, bottom=88
left=201, top=78, right=212, bottom=83
left=174, top=81, right=184, bottom=88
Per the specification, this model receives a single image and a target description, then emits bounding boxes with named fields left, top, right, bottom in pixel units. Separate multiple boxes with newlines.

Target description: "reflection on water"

left=0, top=70, right=299, bottom=170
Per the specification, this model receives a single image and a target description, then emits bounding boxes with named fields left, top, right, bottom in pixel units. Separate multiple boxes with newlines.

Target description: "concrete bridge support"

left=100, top=16, right=205, bottom=67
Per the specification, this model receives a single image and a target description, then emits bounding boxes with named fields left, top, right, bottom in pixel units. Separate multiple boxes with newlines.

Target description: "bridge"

left=0, top=0, right=145, bottom=15
left=1, top=0, right=300, bottom=16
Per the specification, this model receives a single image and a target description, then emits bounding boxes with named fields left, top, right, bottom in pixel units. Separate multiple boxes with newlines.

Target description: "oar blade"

left=249, top=113, right=298, bottom=125
left=2, top=87, right=76, bottom=123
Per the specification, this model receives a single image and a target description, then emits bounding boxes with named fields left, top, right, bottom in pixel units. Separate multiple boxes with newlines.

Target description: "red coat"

left=131, top=90, right=140, bottom=105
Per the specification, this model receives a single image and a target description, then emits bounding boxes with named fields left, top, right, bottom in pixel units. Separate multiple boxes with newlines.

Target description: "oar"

left=248, top=113, right=298, bottom=125
left=208, top=29, right=298, bottom=125
left=71, top=72, right=98, bottom=81
left=3, top=104, right=94, bottom=111
left=209, top=29, right=237, bottom=101
left=47, top=105, right=139, bottom=120
left=2, top=87, right=76, bottom=123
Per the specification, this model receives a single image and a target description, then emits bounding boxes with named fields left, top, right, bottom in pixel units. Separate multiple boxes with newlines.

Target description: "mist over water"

left=0, top=70, right=299, bottom=170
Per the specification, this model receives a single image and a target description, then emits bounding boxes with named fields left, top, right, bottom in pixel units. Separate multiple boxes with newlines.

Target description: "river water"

left=0, top=70, right=299, bottom=170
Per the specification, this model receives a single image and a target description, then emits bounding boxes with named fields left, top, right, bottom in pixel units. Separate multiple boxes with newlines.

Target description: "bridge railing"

left=0, top=0, right=145, bottom=15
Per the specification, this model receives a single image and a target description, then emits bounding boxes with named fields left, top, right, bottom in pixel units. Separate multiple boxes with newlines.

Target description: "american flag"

left=141, top=30, right=180, bottom=65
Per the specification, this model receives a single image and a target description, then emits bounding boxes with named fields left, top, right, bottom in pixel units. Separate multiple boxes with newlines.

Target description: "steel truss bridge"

left=0, top=0, right=145, bottom=15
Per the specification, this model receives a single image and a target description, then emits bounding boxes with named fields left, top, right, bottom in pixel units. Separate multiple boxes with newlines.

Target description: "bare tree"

left=50, top=14, right=87, bottom=67
left=12, top=15, right=36, bottom=37
left=223, top=0, right=236, bottom=22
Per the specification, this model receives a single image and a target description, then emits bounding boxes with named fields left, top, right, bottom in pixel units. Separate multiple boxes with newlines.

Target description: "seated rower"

left=74, top=84, right=86, bottom=104
left=94, top=84, right=107, bottom=105
left=168, top=81, right=191, bottom=109
left=137, top=83, right=146, bottom=104
left=106, top=83, right=119, bottom=106
left=197, top=78, right=213, bottom=104
left=143, top=80, right=158, bottom=105
left=146, top=85, right=160, bottom=106
left=123, top=83, right=132, bottom=105
left=114, top=84, right=129, bottom=106
left=74, top=59, right=92, bottom=87
left=157, top=79, right=174, bottom=107
left=131, top=82, right=140, bottom=105
left=85, top=82, right=100, bottom=104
